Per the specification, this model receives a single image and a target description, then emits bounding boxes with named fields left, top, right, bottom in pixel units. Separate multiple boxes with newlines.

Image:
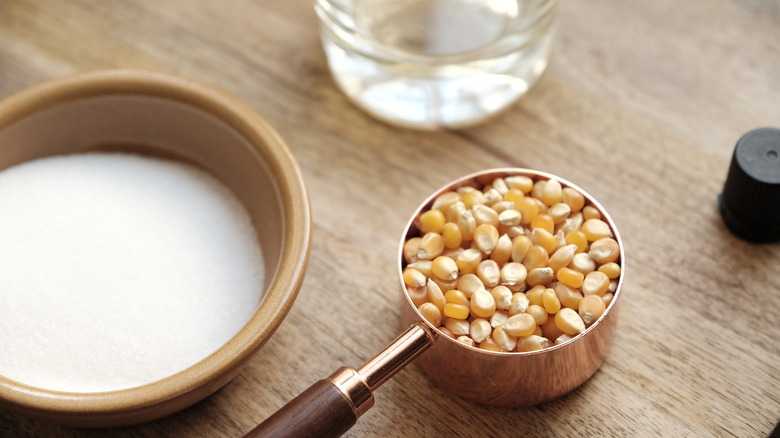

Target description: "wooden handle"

left=244, top=325, right=435, bottom=437
left=243, top=378, right=358, bottom=438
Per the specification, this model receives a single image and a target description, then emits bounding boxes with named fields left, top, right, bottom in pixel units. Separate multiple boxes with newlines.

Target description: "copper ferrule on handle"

left=327, top=367, right=373, bottom=418
left=327, top=322, right=436, bottom=418
left=357, top=322, right=436, bottom=391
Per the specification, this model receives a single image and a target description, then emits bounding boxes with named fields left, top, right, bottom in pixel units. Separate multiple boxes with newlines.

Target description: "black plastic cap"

left=718, top=127, right=780, bottom=243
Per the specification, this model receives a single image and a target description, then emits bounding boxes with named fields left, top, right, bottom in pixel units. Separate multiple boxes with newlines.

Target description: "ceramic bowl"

left=0, top=69, right=311, bottom=427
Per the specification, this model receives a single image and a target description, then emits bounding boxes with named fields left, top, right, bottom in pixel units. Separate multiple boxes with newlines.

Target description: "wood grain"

left=1, top=0, right=779, bottom=437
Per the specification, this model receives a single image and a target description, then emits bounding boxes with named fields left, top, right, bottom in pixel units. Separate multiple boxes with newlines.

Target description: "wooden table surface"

left=1, top=1, right=779, bottom=437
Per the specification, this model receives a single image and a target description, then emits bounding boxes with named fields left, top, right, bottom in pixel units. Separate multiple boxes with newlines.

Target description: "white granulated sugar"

left=0, top=152, right=264, bottom=393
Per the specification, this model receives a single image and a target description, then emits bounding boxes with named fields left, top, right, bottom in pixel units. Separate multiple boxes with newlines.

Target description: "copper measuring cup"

left=246, top=168, right=625, bottom=438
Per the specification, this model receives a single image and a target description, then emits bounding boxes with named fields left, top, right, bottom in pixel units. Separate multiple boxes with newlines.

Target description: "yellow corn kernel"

left=498, top=209, right=522, bottom=227
left=407, top=260, right=433, bottom=278
left=562, top=187, right=585, bottom=213
left=491, top=285, right=513, bottom=310
left=530, top=228, right=557, bottom=255
left=457, top=186, right=476, bottom=195
left=487, top=181, right=503, bottom=196
left=471, top=288, right=497, bottom=318
left=582, top=271, right=610, bottom=296
left=456, top=335, right=476, bottom=348
left=418, top=302, right=442, bottom=327
left=554, top=333, right=574, bottom=345
left=511, top=235, right=533, bottom=263
left=602, top=292, right=614, bottom=307
left=541, top=178, right=563, bottom=206
left=526, top=304, right=548, bottom=325
left=516, top=197, right=539, bottom=225
left=582, top=218, right=613, bottom=242
left=406, top=285, right=429, bottom=307
left=491, top=177, right=509, bottom=196
left=403, top=237, right=422, bottom=264
left=548, top=203, right=571, bottom=225
left=564, top=230, right=588, bottom=253
left=441, top=222, right=462, bottom=249
left=456, top=273, right=485, bottom=298
left=505, top=175, right=534, bottom=193
left=461, top=189, right=485, bottom=209
left=569, top=252, right=596, bottom=274
left=608, top=280, right=618, bottom=293
left=540, top=316, right=564, bottom=341
left=579, top=294, right=606, bottom=324
left=589, top=237, right=620, bottom=264
left=557, top=267, right=584, bottom=288
left=444, top=289, right=469, bottom=306
left=457, top=210, right=477, bottom=241
left=533, top=197, right=549, bottom=214
left=473, top=205, right=499, bottom=227
left=441, top=246, right=463, bottom=260
left=418, top=209, right=446, bottom=235
left=426, top=279, right=446, bottom=311
left=530, top=214, right=554, bottom=234
left=526, top=267, right=554, bottom=287
left=492, top=325, right=518, bottom=352
left=497, top=226, right=522, bottom=241
left=506, top=281, right=527, bottom=293
left=525, top=285, right=546, bottom=307
left=598, top=262, right=622, bottom=279
left=542, top=288, right=561, bottom=314
left=554, top=282, right=583, bottom=310
left=548, top=244, right=577, bottom=274
left=444, top=318, right=470, bottom=336
left=479, top=337, right=503, bottom=352
left=517, top=334, right=551, bottom=352
left=504, top=188, right=526, bottom=208
left=561, top=212, right=584, bottom=236
left=522, top=244, right=549, bottom=270
left=555, top=308, right=585, bottom=335
left=403, top=267, right=427, bottom=288
left=455, top=248, right=483, bottom=274
left=490, top=310, right=509, bottom=328
left=500, top=262, right=527, bottom=286
left=482, top=187, right=503, bottom=206
left=430, top=275, right=457, bottom=295
left=582, top=205, right=601, bottom=221
left=476, top=259, right=501, bottom=288
left=438, top=326, right=455, bottom=338
left=470, top=318, right=492, bottom=343
left=417, top=232, right=444, bottom=260
left=503, top=313, right=537, bottom=337
left=444, top=302, right=470, bottom=320
left=490, top=234, right=513, bottom=265
left=445, top=201, right=466, bottom=224
left=554, top=230, right=567, bottom=249
left=491, top=201, right=515, bottom=214
left=531, top=179, right=546, bottom=200
left=431, top=256, right=458, bottom=281
left=474, top=223, right=499, bottom=254
left=431, top=191, right=461, bottom=213
left=489, top=182, right=505, bottom=196
left=557, top=218, right=577, bottom=236
left=508, top=292, right=530, bottom=315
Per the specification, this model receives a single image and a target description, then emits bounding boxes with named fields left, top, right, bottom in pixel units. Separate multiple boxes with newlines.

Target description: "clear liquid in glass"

left=316, top=0, right=556, bottom=129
